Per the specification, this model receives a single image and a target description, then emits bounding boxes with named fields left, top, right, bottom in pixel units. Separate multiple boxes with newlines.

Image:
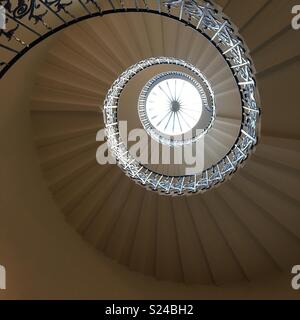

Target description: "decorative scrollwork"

left=12, top=0, right=48, bottom=25
left=45, top=0, right=73, bottom=17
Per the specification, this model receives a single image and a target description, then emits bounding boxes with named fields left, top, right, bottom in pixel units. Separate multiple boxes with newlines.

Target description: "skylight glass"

left=145, top=77, right=203, bottom=136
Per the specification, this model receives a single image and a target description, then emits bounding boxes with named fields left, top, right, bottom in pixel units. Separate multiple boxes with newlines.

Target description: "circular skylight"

left=138, top=71, right=214, bottom=146
left=145, top=76, right=203, bottom=136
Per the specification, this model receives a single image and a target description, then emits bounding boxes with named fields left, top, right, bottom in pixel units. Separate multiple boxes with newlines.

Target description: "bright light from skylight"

left=145, top=77, right=203, bottom=136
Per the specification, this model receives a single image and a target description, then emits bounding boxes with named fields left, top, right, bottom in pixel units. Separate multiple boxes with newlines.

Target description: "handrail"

left=0, top=0, right=261, bottom=195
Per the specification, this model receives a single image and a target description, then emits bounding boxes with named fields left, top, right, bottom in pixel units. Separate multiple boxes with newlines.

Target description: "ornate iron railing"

left=0, top=0, right=261, bottom=195
left=104, top=56, right=259, bottom=195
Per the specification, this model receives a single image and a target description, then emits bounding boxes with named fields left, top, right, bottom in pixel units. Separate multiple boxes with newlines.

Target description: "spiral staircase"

left=0, top=0, right=299, bottom=299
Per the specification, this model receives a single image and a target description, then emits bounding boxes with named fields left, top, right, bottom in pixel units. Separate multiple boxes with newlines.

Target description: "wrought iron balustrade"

left=0, top=0, right=260, bottom=195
